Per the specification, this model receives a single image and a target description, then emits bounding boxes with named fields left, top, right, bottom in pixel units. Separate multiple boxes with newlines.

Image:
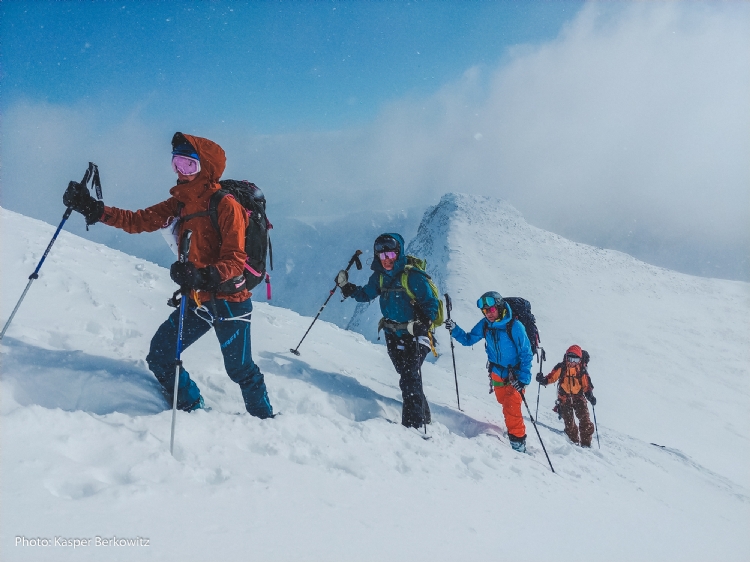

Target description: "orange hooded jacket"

left=545, top=362, right=593, bottom=399
left=100, top=133, right=250, bottom=302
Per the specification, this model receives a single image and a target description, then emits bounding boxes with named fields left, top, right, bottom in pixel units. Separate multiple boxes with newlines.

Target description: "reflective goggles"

left=378, top=251, right=398, bottom=260
left=481, top=305, right=499, bottom=315
left=374, top=239, right=399, bottom=254
left=172, top=155, right=201, bottom=176
left=566, top=355, right=582, bottom=364
left=477, top=296, right=500, bottom=309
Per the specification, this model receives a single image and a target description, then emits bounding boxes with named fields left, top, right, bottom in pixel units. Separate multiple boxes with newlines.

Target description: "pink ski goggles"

left=172, top=155, right=201, bottom=176
left=378, top=251, right=398, bottom=260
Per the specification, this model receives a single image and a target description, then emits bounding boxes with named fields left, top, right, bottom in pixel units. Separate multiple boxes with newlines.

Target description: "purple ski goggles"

left=172, top=155, right=201, bottom=176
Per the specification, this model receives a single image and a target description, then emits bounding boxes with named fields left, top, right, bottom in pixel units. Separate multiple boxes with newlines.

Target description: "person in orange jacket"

left=536, top=345, right=596, bottom=447
left=62, top=132, right=273, bottom=418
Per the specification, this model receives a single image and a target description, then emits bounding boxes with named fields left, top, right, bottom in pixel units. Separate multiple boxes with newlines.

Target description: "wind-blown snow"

left=1, top=201, right=748, bottom=561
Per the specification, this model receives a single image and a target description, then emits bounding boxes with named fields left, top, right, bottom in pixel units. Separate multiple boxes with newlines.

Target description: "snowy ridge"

left=1, top=205, right=748, bottom=561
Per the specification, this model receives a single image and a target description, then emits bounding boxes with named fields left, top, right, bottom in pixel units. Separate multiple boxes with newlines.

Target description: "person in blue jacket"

left=445, top=291, right=533, bottom=452
left=336, top=233, right=439, bottom=429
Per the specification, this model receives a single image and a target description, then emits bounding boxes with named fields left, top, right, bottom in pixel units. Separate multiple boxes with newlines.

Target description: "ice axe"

left=290, top=250, right=362, bottom=356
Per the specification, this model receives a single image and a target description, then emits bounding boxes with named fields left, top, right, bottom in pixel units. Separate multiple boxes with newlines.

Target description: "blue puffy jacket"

left=451, top=302, right=533, bottom=385
left=351, top=233, right=439, bottom=337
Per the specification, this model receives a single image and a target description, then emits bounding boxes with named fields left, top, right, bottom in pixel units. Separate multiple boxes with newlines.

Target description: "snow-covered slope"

left=1, top=205, right=748, bottom=561
left=350, top=192, right=750, bottom=485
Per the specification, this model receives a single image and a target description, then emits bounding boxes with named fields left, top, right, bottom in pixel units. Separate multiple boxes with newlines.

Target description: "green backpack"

left=379, top=255, right=445, bottom=332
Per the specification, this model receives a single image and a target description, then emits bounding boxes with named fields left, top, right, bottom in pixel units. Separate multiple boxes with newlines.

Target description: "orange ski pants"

left=492, top=374, right=526, bottom=440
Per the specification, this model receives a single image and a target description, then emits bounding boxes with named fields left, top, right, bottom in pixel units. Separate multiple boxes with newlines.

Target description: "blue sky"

left=1, top=1, right=748, bottom=280
left=2, top=1, right=581, bottom=132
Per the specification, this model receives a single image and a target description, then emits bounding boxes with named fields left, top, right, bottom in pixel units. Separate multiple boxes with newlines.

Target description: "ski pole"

left=289, top=250, right=362, bottom=356
left=510, top=371, right=554, bottom=473
left=592, top=403, right=600, bottom=449
left=170, top=230, right=193, bottom=456
left=444, top=293, right=461, bottom=411
left=535, top=347, right=545, bottom=420
left=1, top=163, right=100, bottom=343
left=520, top=391, right=555, bottom=473
left=419, top=359, right=429, bottom=437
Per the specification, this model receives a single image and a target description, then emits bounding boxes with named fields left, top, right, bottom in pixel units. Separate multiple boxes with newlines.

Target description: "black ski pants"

left=385, top=332, right=431, bottom=428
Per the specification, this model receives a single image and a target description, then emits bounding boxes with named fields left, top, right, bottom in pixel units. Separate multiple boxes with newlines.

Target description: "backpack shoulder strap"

left=178, top=190, right=228, bottom=237
left=400, top=266, right=415, bottom=301
left=206, top=189, right=229, bottom=246
left=501, top=317, right=519, bottom=355
left=400, top=265, right=433, bottom=301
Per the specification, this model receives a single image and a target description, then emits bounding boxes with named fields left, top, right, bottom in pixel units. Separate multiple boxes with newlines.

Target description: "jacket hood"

left=485, top=301, right=513, bottom=329
left=370, top=232, right=407, bottom=276
left=179, top=132, right=226, bottom=182
left=169, top=133, right=226, bottom=202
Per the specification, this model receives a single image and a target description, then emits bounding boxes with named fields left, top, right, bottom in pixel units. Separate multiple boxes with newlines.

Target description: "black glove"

left=536, top=372, right=547, bottom=385
left=407, top=321, right=429, bottom=337
left=340, top=282, right=358, bottom=299
left=510, top=379, right=526, bottom=393
left=170, top=262, right=220, bottom=291
left=63, top=181, right=104, bottom=225
left=585, top=391, right=597, bottom=406
left=444, top=318, right=456, bottom=331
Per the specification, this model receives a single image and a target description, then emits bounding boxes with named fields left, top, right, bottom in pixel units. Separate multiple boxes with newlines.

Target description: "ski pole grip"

left=179, top=230, right=193, bottom=263
left=347, top=250, right=363, bottom=271
left=444, top=293, right=452, bottom=318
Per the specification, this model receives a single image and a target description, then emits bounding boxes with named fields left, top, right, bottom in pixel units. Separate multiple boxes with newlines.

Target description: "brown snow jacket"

left=100, top=134, right=250, bottom=302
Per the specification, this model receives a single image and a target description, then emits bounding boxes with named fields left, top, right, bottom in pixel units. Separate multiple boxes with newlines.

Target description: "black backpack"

left=180, top=180, right=273, bottom=292
left=485, top=297, right=540, bottom=356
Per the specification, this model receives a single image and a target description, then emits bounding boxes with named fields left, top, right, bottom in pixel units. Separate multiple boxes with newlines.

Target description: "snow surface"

left=1, top=200, right=748, bottom=561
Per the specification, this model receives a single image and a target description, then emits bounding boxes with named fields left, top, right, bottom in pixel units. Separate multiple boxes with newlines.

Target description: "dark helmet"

left=476, top=291, right=504, bottom=310
left=374, top=234, right=399, bottom=255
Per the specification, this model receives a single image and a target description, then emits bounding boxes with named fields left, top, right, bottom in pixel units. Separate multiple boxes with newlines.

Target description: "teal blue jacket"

left=351, top=233, right=439, bottom=337
left=450, top=302, right=533, bottom=385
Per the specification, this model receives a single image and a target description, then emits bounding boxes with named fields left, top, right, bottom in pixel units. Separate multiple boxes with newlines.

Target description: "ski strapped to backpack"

left=177, top=180, right=273, bottom=297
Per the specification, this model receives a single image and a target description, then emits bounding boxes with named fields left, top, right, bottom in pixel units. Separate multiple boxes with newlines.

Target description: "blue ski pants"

left=146, top=297, right=273, bottom=418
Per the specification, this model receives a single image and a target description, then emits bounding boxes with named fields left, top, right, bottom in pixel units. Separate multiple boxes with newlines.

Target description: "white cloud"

left=3, top=2, right=748, bottom=278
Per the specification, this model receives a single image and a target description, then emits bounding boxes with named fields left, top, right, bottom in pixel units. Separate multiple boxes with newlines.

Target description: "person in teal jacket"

left=445, top=291, right=533, bottom=452
left=336, top=233, right=439, bottom=428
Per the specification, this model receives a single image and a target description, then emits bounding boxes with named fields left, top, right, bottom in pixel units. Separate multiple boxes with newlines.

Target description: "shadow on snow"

left=260, top=351, right=507, bottom=441
left=0, top=338, right=166, bottom=416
